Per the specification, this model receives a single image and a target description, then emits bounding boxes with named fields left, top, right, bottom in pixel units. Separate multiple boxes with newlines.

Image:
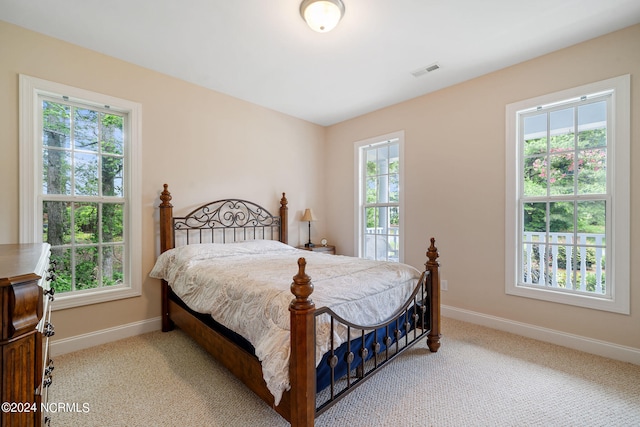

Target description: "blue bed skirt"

left=169, top=290, right=429, bottom=394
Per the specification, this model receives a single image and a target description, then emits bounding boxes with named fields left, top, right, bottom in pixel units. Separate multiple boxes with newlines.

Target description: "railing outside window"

left=522, top=232, right=605, bottom=294
left=365, top=227, right=399, bottom=262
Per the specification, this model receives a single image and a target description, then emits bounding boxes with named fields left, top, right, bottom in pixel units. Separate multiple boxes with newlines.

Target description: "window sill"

left=506, top=283, right=629, bottom=315
left=52, top=286, right=141, bottom=310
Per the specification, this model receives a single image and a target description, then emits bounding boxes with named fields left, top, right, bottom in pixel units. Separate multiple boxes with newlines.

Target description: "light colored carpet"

left=48, top=317, right=640, bottom=426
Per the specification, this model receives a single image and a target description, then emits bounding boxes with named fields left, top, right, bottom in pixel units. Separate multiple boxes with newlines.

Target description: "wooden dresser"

left=0, top=243, right=55, bottom=427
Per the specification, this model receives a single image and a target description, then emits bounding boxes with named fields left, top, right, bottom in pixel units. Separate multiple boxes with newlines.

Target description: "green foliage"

left=42, top=101, right=70, bottom=138
left=523, top=129, right=606, bottom=236
left=525, top=131, right=606, bottom=196
left=523, top=203, right=546, bottom=232
left=75, top=247, right=98, bottom=289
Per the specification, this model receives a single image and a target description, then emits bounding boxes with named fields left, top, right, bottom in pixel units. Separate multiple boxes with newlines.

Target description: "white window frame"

left=19, top=75, right=142, bottom=310
left=354, top=131, right=405, bottom=262
left=505, top=75, right=630, bottom=314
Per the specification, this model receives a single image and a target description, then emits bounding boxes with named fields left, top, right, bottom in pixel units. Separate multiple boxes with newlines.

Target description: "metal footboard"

left=314, top=270, right=431, bottom=415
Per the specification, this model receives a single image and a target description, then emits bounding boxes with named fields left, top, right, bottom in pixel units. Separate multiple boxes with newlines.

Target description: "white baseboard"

left=50, top=317, right=162, bottom=356
left=442, top=305, right=640, bottom=365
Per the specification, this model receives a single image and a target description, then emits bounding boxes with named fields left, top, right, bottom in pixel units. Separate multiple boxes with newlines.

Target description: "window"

left=20, top=75, right=142, bottom=310
left=355, top=131, right=404, bottom=262
left=505, top=75, right=630, bottom=314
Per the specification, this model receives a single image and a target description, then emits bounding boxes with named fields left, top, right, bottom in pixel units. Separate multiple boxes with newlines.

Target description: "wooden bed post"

left=289, top=258, right=315, bottom=427
left=159, top=184, right=174, bottom=253
left=280, top=193, right=288, bottom=245
left=426, top=238, right=441, bottom=352
left=159, top=184, right=174, bottom=332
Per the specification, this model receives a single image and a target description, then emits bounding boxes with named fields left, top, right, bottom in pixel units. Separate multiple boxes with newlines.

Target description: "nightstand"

left=297, top=245, right=336, bottom=255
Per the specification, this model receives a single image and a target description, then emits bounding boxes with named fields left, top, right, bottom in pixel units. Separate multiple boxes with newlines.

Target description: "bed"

left=151, top=184, right=441, bottom=426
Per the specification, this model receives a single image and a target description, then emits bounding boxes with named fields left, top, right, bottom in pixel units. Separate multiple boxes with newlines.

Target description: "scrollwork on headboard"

left=173, top=198, right=282, bottom=245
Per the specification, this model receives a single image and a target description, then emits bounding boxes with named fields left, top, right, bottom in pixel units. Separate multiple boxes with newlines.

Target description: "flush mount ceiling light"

left=300, top=0, right=345, bottom=32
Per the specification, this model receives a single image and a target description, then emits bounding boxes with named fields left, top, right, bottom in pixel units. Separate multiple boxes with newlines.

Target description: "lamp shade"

left=300, top=0, right=345, bottom=33
left=301, top=208, right=317, bottom=222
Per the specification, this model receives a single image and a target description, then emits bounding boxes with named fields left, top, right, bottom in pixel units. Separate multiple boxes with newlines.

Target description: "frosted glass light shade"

left=300, top=0, right=345, bottom=32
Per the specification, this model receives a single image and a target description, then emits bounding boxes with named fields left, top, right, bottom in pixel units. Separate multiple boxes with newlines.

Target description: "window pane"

left=389, top=157, right=399, bottom=174
left=522, top=242, right=545, bottom=284
left=50, top=247, right=72, bottom=292
left=577, top=148, right=606, bottom=195
left=74, top=152, right=99, bottom=196
left=578, top=101, right=607, bottom=149
left=366, top=150, right=377, bottom=176
left=43, top=148, right=71, bottom=195
left=573, top=241, right=605, bottom=295
left=377, top=175, right=388, bottom=203
left=388, top=143, right=399, bottom=163
left=102, top=155, right=123, bottom=196
left=549, top=108, right=574, bottom=152
left=75, top=246, right=99, bottom=290
left=523, top=156, right=547, bottom=196
left=577, top=200, right=606, bottom=237
left=376, top=145, right=389, bottom=170
left=366, top=177, right=376, bottom=203
left=102, top=203, right=123, bottom=242
left=74, top=108, right=99, bottom=152
left=389, top=205, right=398, bottom=228
left=365, top=206, right=377, bottom=230
left=549, top=201, right=574, bottom=234
left=101, top=113, right=124, bottom=155
left=389, top=173, right=399, bottom=202
left=523, top=202, right=546, bottom=233
left=43, top=201, right=72, bottom=245
left=523, top=114, right=547, bottom=156
left=387, top=234, right=399, bottom=262
left=377, top=206, right=389, bottom=233
left=74, top=202, right=98, bottom=244
left=42, top=101, right=70, bottom=149
left=103, top=245, right=124, bottom=286
left=365, top=234, right=385, bottom=260
left=548, top=153, right=575, bottom=195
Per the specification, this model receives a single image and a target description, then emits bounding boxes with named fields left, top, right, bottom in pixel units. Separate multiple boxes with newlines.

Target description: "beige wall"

left=325, top=24, right=639, bottom=349
left=1, top=19, right=637, bottom=352
left=0, top=21, right=326, bottom=340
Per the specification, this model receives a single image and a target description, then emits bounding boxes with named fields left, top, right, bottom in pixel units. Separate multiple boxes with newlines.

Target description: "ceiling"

left=2, top=0, right=640, bottom=126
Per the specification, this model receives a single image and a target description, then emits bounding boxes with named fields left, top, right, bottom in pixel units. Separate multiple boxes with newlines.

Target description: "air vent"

left=411, top=63, right=441, bottom=78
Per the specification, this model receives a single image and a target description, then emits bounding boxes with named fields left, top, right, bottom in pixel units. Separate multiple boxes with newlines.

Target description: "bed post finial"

left=289, top=257, right=315, bottom=426
left=290, top=257, right=313, bottom=309
left=159, top=184, right=175, bottom=254
left=280, top=192, right=288, bottom=245
left=425, top=237, right=441, bottom=352
left=160, top=183, right=173, bottom=207
left=426, top=237, right=438, bottom=265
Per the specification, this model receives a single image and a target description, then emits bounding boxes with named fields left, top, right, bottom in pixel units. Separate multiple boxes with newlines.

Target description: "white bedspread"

left=149, top=240, right=420, bottom=405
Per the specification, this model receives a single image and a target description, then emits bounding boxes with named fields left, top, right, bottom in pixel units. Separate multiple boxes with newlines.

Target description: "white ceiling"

left=2, top=0, right=640, bottom=126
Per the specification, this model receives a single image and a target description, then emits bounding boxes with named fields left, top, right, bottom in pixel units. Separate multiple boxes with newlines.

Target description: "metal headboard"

left=173, top=198, right=282, bottom=246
